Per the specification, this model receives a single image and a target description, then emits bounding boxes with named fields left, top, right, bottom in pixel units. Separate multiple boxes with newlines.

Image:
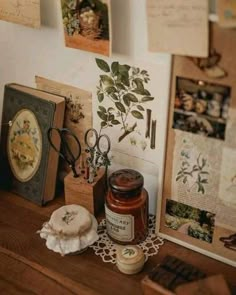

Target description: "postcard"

left=60, top=0, right=111, bottom=56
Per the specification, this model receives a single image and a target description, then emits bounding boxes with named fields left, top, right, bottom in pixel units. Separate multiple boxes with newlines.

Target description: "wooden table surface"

left=0, top=190, right=235, bottom=295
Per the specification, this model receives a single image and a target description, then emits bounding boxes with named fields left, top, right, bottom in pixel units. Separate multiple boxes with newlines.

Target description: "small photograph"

left=173, top=77, right=231, bottom=140
left=165, top=199, right=215, bottom=243
left=61, top=0, right=111, bottom=56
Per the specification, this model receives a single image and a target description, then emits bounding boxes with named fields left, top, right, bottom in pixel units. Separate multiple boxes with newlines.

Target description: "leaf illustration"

left=121, top=74, right=130, bottom=87
left=123, top=93, right=138, bottom=103
left=131, top=110, right=144, bottom=119
left=100, top=75, right=114, bottom=87
left=99, top=106, right=106, bottom=113
left=101, top=121, right=107, bottom=128
left=141, top=96, right=154, bottom=102
left=119, top=64, right=130, bottom=73
left=111, top=62, right=119, bottom=75
left=143, top=89, right=151, bottom=96
left=106, top=86, right=116, bottom=94
left=133, top=78, right=144, bottom=91
left=110, top=93, right=119, bottom=101
left=137, top=105, right=145, bottom=111
left=116, top=83, right=126, bottom=91
left=183, top=176, right=187, bottom=184
left=123, top=96, right=131, bottom=107
left=98, top=93, right=104, bottom=102
left=97, top=111, right=107, bottom=121
left=96, top=58, right=110, bottom=72
left=176, top=174, right=184, bottom=181
left=111, top=120, right=121, bottom=125
left=115, top=102, right=126, bottom=113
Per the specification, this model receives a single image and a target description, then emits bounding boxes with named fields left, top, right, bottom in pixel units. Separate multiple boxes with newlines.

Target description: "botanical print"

left=0, top=0, right=40, bottom=28
left=61, top=0, right=111, bottom=56
left=95, top=58, right=156, bottom=148
left=7, top=109, right=42, bottom=182
left=219, top=233, right=236, bottom=252
left=218, top=148, right=236, bottom=208
left=176, top=152, right=209, bottom=194
left=165, top=199, right=215, bottom=243
left=173, top=77, right=231, bottom=141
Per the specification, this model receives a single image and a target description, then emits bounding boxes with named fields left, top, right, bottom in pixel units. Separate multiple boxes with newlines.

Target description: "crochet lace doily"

left=89, top=215, right=164, bottom=264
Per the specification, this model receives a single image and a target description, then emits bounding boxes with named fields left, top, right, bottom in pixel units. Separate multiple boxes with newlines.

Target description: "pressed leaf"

left=111, top=120, right=121, bottom=125
left=96, top=58, right=110, bottom=72
left=99, top=106, right=106, bottom=113
left=97, top=111, right=107, bottom=121
left=141, top=96, right=154, bottom=102
left=123, top=93, right=138, bottom=103
left=115, top=102, right=126, bottom=113
left=131, top=110, right=144, bottom=119
left=98, top=93, right=104, bottom=102
left=137, top=105, right=145, bottom=111
left=111, top=62, right=119, bottom=75
left=123, top=96, right=131, bottom=107
left=100, top=75, right=114, bottom=87
left=106, top=86, right=116, bottom=94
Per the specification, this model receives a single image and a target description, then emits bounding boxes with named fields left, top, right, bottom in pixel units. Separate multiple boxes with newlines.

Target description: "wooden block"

left=64, top=167, right=106, bottom=216
left=141, top=276, right=175, bottom=295
left=175, top=274, right=231, bottom=295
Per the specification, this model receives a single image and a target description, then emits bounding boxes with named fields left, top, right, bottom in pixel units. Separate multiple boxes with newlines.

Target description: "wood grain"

left=0, top=190, right=235, bottom=294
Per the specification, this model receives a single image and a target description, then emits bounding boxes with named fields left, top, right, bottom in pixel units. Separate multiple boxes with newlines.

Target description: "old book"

left=0, top=83, right=66, bottom=205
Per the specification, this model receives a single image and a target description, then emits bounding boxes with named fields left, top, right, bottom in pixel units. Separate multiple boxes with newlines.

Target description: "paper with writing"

left=0, top=0, right=40, bottom=28
left=146, top=0, right=209, bottom=57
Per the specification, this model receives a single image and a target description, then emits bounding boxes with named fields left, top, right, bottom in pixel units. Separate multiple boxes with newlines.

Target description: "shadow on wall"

left=40, top=0, right=60, bottom=28
left=110, top=0, right=133, bottom=56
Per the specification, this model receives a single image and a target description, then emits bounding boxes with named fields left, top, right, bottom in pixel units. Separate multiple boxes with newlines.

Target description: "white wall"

left=0, top=0, right=172, bottom=214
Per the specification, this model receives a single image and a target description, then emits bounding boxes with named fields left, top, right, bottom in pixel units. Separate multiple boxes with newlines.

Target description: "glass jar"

left=105, top=169, right=149, bottom=245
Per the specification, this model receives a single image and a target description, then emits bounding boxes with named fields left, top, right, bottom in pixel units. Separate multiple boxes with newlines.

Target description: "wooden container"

left=64, top=167, right=106, bottom=216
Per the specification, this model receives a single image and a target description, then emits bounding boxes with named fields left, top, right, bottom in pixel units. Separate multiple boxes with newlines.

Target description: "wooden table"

left=0, top=190, right=235, bottom=295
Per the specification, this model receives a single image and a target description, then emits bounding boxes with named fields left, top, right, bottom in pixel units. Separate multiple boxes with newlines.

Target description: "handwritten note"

left=0, top=0, right=40, bottom=28
left=217, top=0, right=236, bottom=28
left=146, top=0, right=209, bottom=57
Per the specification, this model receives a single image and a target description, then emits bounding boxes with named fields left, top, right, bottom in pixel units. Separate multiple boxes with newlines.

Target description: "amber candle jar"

left=105, top=169, right=149, bottom=245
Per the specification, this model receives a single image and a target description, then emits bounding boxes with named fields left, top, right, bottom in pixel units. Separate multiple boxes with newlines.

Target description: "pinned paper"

left=146, top=0, right=209, bottom=57
left=0, top=0, right=40, bottom=28
left=217, top=0, right=236, bottom=28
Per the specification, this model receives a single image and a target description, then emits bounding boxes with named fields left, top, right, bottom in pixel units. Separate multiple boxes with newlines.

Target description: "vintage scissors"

left=47, top=127, right=81, bottom=178
left=84, top=128, right=111, bottom=183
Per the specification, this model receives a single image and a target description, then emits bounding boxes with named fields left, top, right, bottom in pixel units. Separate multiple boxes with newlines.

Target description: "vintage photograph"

left=173, top=77, right=231, bottom=140
left=165, top=199, right=215, bottom=243
left=61, top=0, right=111, bottom=56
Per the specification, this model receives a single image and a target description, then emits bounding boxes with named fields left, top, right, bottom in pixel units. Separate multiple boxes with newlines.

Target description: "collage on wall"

left=158, top=23, right=236, bottom=267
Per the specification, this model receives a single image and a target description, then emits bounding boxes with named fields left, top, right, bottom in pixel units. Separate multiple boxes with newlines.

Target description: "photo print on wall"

left=61, top=0, right=111, bottom=56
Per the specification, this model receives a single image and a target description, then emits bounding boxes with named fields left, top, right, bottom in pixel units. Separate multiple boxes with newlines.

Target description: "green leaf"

left=123, top=96, right=131, bottom=107
left=99, top=106, right=106, bottom=112
left=96, top=58, right=110, bottom=72
left=123, top=93, right=138, bottom=103
left=115, top=102, right=126, bottom=113
left=111, top=120, right=121, bottom=125
left=137, top=105, right=145, bottom=111
left=97, top=111, right=107, bottom=121
left=98, top=93, right=104, bottom=102
left=131, top=110, right=144, bottom=119
left=100, top=75, right=114, bottom=87
left=111, top=62, right=119, bottom=75
left=106, top=86, right=116, bottom=94
left=141, top=96, right=154, bottom=102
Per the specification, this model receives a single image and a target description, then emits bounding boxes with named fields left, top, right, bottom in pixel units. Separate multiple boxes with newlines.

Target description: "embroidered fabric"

left=89, top=215, right=164, bottom=264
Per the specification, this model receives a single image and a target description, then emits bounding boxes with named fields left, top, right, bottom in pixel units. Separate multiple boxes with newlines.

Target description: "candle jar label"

left=105, top=206, right=134, bottom=242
